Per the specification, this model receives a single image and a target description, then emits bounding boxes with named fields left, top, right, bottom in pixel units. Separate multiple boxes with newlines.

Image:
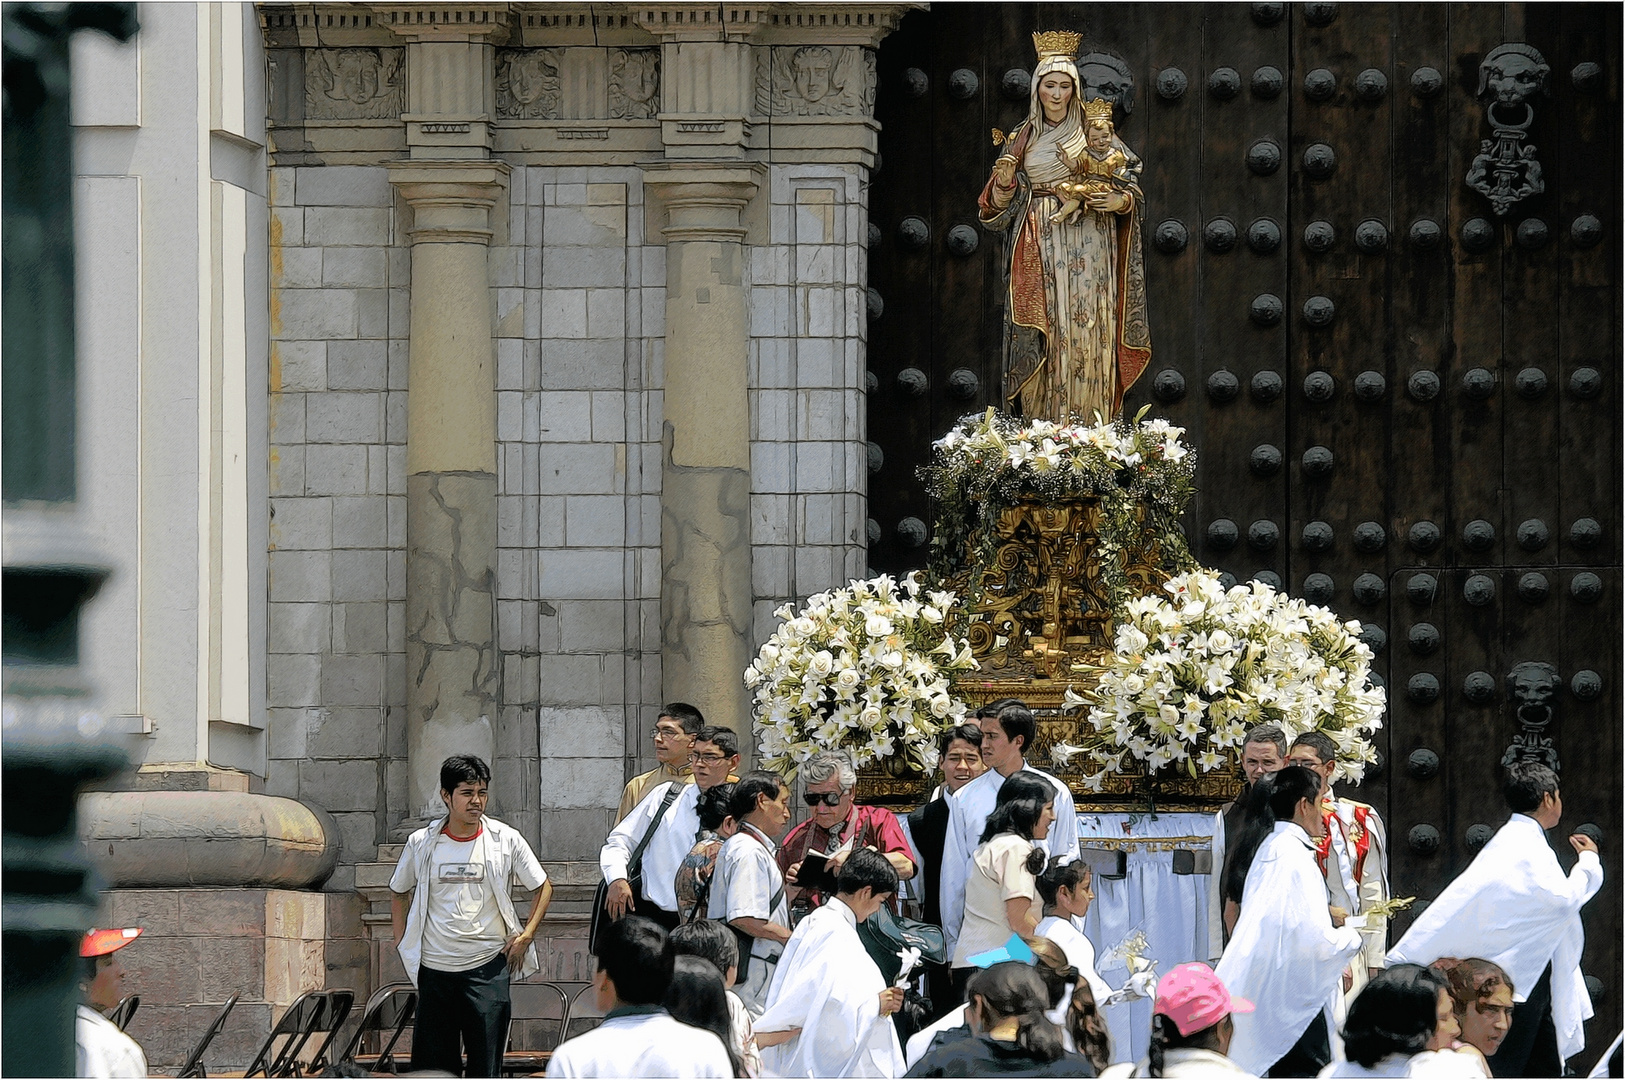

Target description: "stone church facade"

left=74, top=2, right=904, bottom=1061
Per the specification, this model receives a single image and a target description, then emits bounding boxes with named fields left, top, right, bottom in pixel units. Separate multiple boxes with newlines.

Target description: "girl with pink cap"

left=1099, top=962, right=1254, bottom=1078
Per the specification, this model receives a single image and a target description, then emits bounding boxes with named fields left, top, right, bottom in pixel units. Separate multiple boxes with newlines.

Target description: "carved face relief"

left=1086, top=119, right=1113, bottom=154
left=495, top=49, right=562, bottom=119
left=331, top=50, right=384, bottom=104
left=792, top=47, right=838, bottom=103
left=307, top=48, right=403, bottom=120
left=609, top=49, right=660, bottom=120
left=1479, top=46, right=1549, bottom=105
left=1508, top=661, right=1559, bottom=725
left=1076, top=53, right=1135, bottom=115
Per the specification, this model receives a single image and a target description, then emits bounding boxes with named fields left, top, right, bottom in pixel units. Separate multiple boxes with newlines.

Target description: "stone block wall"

left=493, top=166, right=664, bottom=858
left=749, top=163, right=871, bottom=647
left=265, top=157, right=870, bottom=867
left=266, top=164, right=408, bottom=887
left=101, top=887, right=369, bottom=1072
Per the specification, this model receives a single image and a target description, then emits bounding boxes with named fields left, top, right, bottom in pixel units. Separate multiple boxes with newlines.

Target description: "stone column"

left=387, top=162, right=508, bottom=818
left=645, top=166, right=763, bottom=757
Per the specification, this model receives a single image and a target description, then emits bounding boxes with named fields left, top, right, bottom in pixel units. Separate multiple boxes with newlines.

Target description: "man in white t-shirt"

left=391, top=754, right=553, bottom=1076
left=546, top=915, right=733, bottom=1077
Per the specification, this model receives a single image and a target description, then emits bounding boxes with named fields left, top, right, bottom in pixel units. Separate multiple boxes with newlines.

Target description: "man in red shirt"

left=780, top=750, right=915, bottom=913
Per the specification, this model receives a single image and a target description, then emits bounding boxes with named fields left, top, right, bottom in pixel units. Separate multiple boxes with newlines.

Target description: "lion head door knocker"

left=1466, top=44, right=1550, bottom=216
left=1500, top=660, right=1560, bottom=771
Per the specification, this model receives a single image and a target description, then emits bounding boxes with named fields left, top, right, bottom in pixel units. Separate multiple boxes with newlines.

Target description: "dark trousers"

left=949, top=965, right=975, bottom=1007
left=413, top=952, right=512, bottom=1078
left=1488, top=964, right=1562, bottom=1079
left=923, top=962, right=959, bottom=1022
left=635, top=898, right=681, bottom=932
left=1268, top=1011, right=1331, bottom=1077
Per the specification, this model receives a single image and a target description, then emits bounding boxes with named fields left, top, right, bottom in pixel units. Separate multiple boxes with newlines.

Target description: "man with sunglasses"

left=779, top=750, right=915, bottom=914
left=615, top=702, right=705, bottom=823
left=601, top=725, right=742, bottom=931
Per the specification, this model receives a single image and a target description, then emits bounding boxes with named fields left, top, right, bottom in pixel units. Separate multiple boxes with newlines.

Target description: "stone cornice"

left=260, top=2, right=915, bottom=47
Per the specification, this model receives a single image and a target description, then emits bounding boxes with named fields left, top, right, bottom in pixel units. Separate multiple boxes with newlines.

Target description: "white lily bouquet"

left=747, top=573, right=979, bottom=776
left=1076, top=568, right=1386, bottom=790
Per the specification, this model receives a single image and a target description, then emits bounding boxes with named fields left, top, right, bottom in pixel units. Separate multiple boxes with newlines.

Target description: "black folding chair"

left=176, top=994, right=238, bottom=1078
left=337, top=983, right=416, bottom=1074
left=304, top=988, right=355, bottom=1075
left=108, top=994, right=140, bottom=1031
left=241, top=989, right=328, bottom=1078
left=565, top=982, right=606, bottom=1039
left=501, top=980, right=572, bottom=1075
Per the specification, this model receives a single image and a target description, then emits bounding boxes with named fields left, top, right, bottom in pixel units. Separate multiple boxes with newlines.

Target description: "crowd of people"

left=73, top=700, right=1614, bottom=1079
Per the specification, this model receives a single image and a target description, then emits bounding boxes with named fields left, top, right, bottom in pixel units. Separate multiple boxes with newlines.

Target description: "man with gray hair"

left=777, top=750, right=915, bottom=913
left=1207, top=722, right=1287, bottom=961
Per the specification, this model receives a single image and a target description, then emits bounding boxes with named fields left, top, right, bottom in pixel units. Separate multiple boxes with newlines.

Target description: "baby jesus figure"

left=1050, top=98, right=1133, bottom=224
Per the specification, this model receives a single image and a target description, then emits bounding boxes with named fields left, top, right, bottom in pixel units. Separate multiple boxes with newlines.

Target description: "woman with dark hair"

left=905, top=934, right=1089, bottom=1068
left=1219, top=772, right=1279, bottom=939
left=1098, top=962, right=1252, bottom=1078
left=665, top=955, right=747, bottom=1077
left=676, top=782, right=738, bottom=922
left=906, top=961, right=1096, bottom=1076
left=949, top=774, right=1056, bottom=990
left=1324, top=964, right=1463, bottom=1077
left=1431, top=958, right=1514, bottom=1073
left=1215, top=766, right=1364, bottom=1076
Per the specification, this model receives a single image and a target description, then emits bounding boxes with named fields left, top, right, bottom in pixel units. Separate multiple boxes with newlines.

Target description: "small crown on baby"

left=1083, top=98, right=1116, bottom=122
left=1031, top=30, right=1082, bottom=59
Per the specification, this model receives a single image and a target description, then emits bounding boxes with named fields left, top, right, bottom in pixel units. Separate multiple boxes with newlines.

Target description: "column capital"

left=642, top=163, right=764, bottom=243
left=387, top=160, right=510, bottom=243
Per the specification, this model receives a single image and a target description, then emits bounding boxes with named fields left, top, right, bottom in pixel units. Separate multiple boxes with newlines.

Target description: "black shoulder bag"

left=589, top=783, right=682, bottom=955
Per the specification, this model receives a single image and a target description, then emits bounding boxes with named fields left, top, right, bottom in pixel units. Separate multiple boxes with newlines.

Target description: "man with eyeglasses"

left=780, top=750, right=915, bottom=915
left=600, top=725, right=742, bottom=931
left=615, top=702, right=705, bottom=823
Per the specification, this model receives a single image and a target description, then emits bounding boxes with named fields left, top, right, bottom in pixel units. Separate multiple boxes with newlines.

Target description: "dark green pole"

left=2, top=4, right=137, bottom=1075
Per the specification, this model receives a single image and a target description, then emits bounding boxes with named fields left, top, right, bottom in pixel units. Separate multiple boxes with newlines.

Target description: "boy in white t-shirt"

left=391, top=754, right=553, bottom=1076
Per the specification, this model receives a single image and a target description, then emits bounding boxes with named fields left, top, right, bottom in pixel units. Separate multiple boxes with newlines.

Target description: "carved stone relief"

left=608, top=48, right=660, bottom=119
left=305, top=48, right=404, bottom=120
left=755, top=45, right=877, bottom=117
left=495, top=48, right=563, bottom=119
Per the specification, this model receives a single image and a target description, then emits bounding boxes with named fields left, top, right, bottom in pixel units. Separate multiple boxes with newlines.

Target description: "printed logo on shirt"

left=439, top=861, right=486, bottom=883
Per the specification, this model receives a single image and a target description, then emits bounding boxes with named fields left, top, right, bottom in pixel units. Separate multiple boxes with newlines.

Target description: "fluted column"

left=387, top=161, right=508, bottom=817
left=645, top=166, right=763, bottom=758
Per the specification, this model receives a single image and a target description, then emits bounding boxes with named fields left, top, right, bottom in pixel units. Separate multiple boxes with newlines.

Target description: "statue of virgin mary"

left=979, top=32, right=1152, bottom=423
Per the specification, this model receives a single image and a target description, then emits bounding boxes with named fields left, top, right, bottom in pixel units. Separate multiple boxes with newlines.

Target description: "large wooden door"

left=865, top=3, right=1621, bottom=1060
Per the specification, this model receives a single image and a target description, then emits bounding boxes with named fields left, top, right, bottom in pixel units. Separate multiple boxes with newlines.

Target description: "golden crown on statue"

left=1031, top=30, right=1083, bottom=60
left=1083, top=97, right=1116, bottom=122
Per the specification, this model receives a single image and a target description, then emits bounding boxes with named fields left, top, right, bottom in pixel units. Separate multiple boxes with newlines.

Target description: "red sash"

left=1315, top=802, right=1374, bottom=885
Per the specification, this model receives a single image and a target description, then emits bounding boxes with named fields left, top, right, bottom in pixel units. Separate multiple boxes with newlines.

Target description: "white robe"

left=754, top=897, right=906, bottom=1078
left=939, top=763, right=1080, bottom=954
left=1216, top=822, right=1363, bottom=1075
left=1036, top=914, right=1114, bottom=1006
left=1386, top=813, right=1604, bottom=1065
left=545, top=1007, right=734, bottom=1078
left=76, top=1005, right=147, bottom=1079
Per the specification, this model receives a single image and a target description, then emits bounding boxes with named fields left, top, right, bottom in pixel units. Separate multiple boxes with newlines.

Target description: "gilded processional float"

left=747, top=31, right=1385, bottom=819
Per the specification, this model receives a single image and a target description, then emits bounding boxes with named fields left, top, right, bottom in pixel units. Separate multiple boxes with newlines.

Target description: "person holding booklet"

left=779, top=750, right=915, bottom=917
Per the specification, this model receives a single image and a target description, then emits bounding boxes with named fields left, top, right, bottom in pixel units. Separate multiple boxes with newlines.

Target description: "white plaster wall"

left=73, top=2, right=269, bottom=772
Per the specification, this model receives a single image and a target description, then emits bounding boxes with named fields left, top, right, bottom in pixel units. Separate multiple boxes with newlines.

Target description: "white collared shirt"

left=598, top=780, right=703, bottom=913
